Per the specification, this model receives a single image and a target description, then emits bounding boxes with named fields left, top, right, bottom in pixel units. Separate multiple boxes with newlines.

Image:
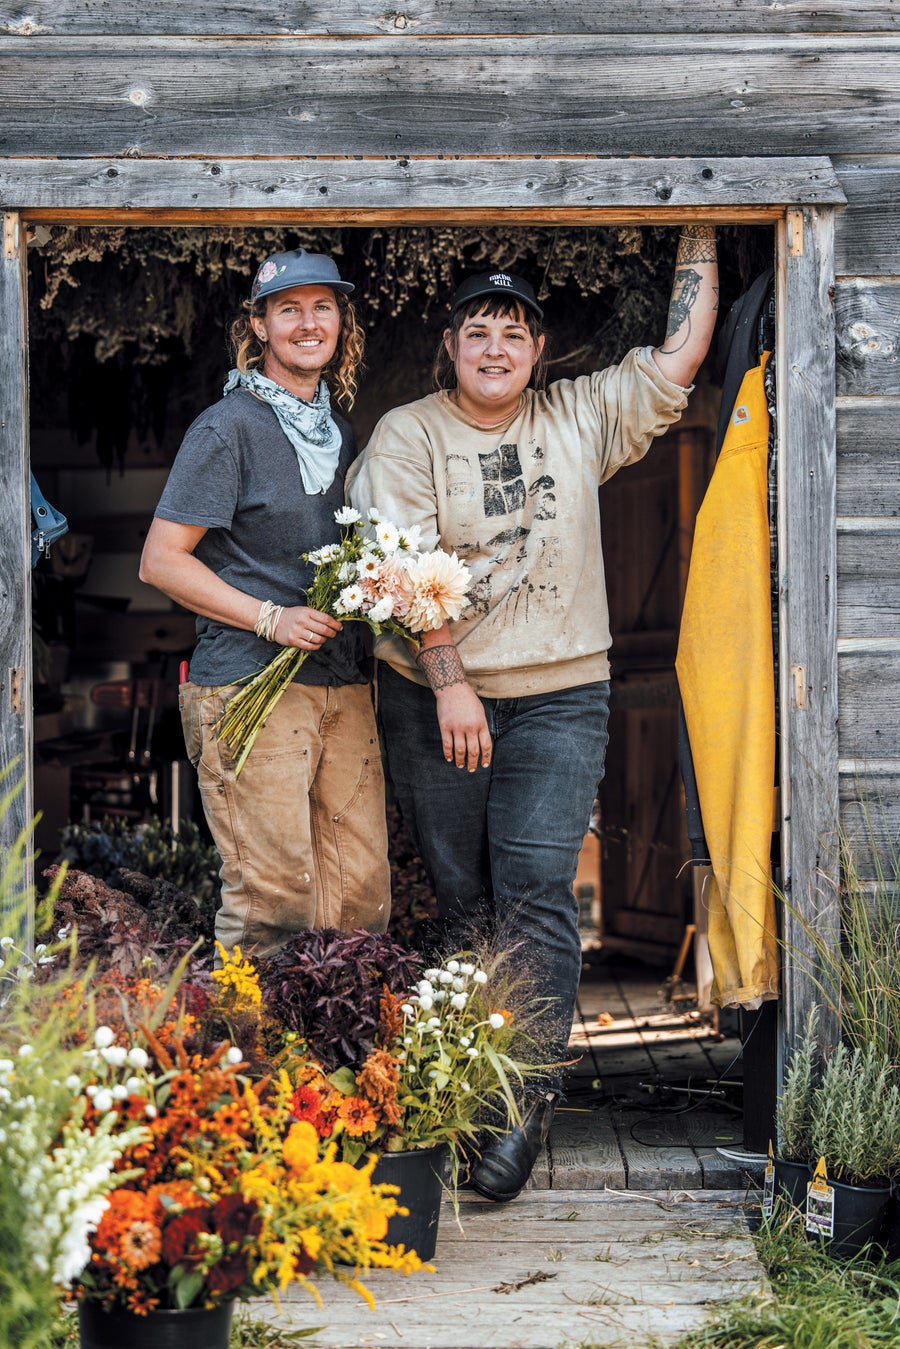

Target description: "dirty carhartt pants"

left=180, top=680, right=391, bottom=959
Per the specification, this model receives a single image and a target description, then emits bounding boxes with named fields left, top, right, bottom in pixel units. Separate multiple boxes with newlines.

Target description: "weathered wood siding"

left=832, top=154, right=900, bottom=878
left=0, top=3, right=897, bottom=959
left=0, top=212, right=32, bottom=905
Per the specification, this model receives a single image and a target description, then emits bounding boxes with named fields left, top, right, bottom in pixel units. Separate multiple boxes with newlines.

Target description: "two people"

left=142, top=228, right=718, bottom=1199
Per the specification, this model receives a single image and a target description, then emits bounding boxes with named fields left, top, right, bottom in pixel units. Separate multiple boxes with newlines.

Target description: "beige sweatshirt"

left=347, top=346, right=689, bottom=697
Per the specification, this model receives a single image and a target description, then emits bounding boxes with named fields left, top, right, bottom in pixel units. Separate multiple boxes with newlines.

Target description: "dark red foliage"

left=257, top=929, right=423, bottom=1072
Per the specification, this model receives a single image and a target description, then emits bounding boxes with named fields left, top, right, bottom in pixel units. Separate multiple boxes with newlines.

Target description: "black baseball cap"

left=449, top=270, right=544, bottom=322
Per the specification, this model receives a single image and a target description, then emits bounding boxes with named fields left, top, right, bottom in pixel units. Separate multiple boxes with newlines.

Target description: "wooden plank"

left=837, top=524, right=900, bottom=639
left=614, top=1110, right=704, bottom=1191
left=254, top=1189, right=764, bottom=1349
left=0, top=156, right=845, bottom=220
left=0, top=37, right=896, bottom=159
left=1, top=1, right=897, bottom=37
left=0, top=211, right=32, bottom=927
left=260, top=1303, right=741, bottom=1349
left=836, top=279, right=900, bottom=398
left=777, top=206, right=840, bottom=1055
left=839, top=763, right=900, bottom=877
left=836, top=399, right=900, bottom=517
left=548, top=1106, right=627, bottom=1189
left=833, top=155, right=900, bottom=276
left=837, top=642, right=900, bottom=760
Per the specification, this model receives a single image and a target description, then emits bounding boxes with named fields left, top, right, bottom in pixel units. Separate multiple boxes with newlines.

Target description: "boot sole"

left=469, top=1175, right=524, bottom=1203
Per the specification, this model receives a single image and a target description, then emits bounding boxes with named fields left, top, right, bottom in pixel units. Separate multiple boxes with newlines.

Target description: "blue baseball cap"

left=450, top=270, right=543, bottom=322
left=250, top=248, right=355, bottom=303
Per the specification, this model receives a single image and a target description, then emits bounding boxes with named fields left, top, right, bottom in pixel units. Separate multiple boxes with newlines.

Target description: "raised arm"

left=651, top=225, right=718, bottom=389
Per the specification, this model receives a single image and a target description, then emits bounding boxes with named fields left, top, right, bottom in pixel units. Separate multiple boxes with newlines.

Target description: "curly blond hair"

left=229, top=290, right=365, bottom=408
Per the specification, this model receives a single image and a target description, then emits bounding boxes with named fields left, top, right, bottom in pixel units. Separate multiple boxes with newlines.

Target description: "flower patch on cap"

left=252, top=260, right=287, bottom=299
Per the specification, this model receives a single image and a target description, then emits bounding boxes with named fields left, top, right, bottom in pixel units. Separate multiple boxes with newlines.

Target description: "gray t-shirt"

left=155, top=387, right=368, bottom=687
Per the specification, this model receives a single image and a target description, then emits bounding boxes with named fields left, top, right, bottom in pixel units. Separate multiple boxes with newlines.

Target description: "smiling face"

left=250, top=284, right=342, bottom=399
left=445, top=302, right=545, bottom=423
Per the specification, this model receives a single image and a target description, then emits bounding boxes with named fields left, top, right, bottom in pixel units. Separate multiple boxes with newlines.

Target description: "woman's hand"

left=273, top=605, right=342, bottom=651
left=435, top=683, right=493, bottom=772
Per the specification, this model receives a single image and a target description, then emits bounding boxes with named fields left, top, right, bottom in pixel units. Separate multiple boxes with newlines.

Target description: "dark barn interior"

left=28, top=221, right=770, bottom=978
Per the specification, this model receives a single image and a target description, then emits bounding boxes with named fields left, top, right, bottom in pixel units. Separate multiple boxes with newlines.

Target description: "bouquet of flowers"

left=217, top=507, right=472, bottom=774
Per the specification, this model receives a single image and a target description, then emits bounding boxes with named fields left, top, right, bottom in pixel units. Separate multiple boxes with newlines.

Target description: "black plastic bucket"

left=78, top=1299, right=234, bottom=1349
left=372, top=1142, right=449, bottom=1261
left=823, top=1179, right=891, bottom=1259
left=773, top=1156, right=811, bottom=1209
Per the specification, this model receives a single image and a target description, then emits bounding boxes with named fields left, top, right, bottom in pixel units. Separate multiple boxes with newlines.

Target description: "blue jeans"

left=377, top=663, right=610, bottom=1087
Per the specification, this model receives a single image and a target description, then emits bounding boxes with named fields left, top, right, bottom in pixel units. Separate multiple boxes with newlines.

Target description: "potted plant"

left=806, top=1039, right=900, bottom=1257
left=58, top=972, right=429, bottom=1348
left=772, top=1011, right=820, bottom=1208
left=253, top=937, right=540, bottom=1259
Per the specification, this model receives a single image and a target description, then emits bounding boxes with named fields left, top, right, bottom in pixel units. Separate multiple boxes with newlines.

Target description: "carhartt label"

left=732, top=404, right=750, bottom=425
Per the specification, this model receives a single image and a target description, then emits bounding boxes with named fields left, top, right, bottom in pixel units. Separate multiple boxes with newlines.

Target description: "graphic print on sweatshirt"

left=479, top=444, right=527, bottom=516
left=469, top=442, right=561, bottom=623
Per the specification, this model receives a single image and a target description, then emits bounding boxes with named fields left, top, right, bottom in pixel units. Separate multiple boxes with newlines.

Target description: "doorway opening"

left=26, top=219, right=775, bottom=1175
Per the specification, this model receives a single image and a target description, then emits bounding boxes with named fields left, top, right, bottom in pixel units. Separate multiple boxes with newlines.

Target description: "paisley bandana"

left=223, top=367, right=341, bottom=495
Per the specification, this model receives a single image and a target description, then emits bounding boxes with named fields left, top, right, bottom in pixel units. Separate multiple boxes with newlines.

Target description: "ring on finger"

left=307, top=630, right=315, bottom=642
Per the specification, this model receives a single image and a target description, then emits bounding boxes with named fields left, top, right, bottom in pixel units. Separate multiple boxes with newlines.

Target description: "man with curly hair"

left=141, top=249, right=390, bottom=960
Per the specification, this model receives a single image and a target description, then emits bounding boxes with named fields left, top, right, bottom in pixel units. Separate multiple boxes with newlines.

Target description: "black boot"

left=469, top=1091, right=559, bottom=1202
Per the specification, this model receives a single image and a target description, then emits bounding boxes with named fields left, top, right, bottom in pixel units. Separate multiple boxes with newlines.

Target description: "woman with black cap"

left=140, top=248, right=391, bottom=961
left=348, top=228, right=718, bottom=1200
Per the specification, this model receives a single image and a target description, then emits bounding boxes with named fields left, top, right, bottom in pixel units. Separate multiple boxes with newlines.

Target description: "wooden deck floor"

left=547, top=961, right=757, bottom=1193
left=245, top=967, right=767, bottom=1348
left=256, top=1189, right=765, bottom=1348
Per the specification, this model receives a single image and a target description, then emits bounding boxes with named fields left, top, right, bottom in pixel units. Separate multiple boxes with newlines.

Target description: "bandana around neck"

left=223, top=367, right=341, bottom=495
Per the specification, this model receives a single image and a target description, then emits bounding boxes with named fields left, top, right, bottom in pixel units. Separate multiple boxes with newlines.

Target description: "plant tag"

left=805, top=1156, right=835, bottom=1238
left=762, top=1141, right=775, bottom=1217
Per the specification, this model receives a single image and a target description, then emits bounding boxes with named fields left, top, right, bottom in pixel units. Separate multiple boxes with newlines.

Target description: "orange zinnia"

left=120, top=1220, right=162, bottom=1270
left=337, top=1094, right=378, bottom=1137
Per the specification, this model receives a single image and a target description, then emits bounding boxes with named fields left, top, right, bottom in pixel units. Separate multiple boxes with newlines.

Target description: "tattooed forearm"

left=659, top=227, right=718, bottom=351
left=416, top=644, right=468, bottom=692
left=665, top=267, right=702, bottom=343
left=677, top=226, right=718, bottom=266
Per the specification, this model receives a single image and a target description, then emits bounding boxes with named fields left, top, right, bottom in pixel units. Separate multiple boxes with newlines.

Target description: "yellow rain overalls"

left=675, top=351, right=780, bottom=1007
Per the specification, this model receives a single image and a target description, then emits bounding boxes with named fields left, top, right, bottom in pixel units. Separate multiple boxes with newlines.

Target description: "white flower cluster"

left=398, top=958, right=508, bottom=1093
left=0, top=932, right=58, bottom=1002
left=0, top=1028, right=149, bottom=1288
left=307, top=508, right=472, bottom=634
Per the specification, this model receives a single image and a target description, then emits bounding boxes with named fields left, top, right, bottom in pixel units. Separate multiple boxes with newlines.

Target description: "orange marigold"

left=93, top=1190, right=163, bottom=1269
left=283, top=1119, right=319, bottom=1172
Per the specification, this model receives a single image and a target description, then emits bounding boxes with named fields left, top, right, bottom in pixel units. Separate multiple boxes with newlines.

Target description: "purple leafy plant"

left=257, top=928, right=423, bottom=1071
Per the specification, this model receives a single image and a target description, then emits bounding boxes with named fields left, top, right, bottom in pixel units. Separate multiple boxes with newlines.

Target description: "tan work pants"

left=180, top=679, right=391, bottom=959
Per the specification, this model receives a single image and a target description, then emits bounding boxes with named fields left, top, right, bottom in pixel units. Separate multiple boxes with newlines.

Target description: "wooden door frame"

left=0, top=155, right=843, bottom=1051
